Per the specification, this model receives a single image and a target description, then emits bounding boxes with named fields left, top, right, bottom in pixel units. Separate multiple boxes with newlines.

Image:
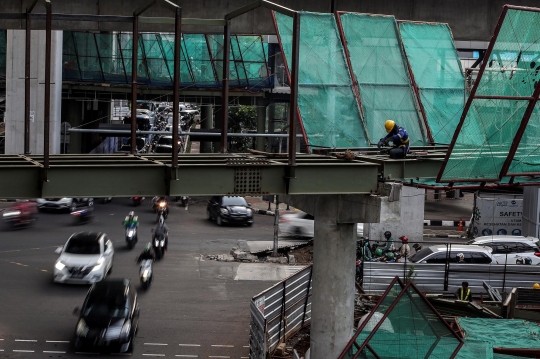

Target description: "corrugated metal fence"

left=362, top=261, right=540, bottom=294
left=249, top=265, right=312, bottom=359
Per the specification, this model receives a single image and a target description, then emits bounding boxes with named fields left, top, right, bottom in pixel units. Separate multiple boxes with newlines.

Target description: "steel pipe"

left=43, top=0, right=52, bottom=177
left=131, top=16, right=139, bottom=155
left=24, top=11, right=31, bottom=154
left=68, top=129, right=304, bottom=137
left=220, top=20, right=231, bottom=153
left=171, top=7, right=182, bottom=167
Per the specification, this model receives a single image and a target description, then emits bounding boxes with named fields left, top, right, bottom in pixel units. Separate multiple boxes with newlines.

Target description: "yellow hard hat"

left=534, top=283, right=540, bottom=289
left=385, top=120, right=395, bottom=133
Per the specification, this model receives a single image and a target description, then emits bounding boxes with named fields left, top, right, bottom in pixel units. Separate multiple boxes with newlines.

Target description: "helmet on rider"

left=384, top=231, right=392, bottom=239
left=129, top=211, right=134, bottom=220
left=516, top=256, right=524, bottom=265
left=386, top=252, right=395, bottom=259
left=534, top=283, right=540, bottom=289
left=525, top=257, right=533, bottom=265
left=385, top=120, right=396, bottom=133
left=375, top=249, right=383, bottom=257
left=456, top=253, right=465, bottom=262
left=412, top=243, right=422, bottom=252
left=399, top=236, right=408, bottom=243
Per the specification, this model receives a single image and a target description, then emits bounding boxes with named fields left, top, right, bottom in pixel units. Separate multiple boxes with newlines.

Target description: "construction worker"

left=377, top=120, right=410, bottom=159
left=456, top=281, right=472, bottom=302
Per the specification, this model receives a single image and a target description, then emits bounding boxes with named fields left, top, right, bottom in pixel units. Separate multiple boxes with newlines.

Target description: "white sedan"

left=279, top=211, right=364, bottom=238
left=54, top=232, right=114, bottom=284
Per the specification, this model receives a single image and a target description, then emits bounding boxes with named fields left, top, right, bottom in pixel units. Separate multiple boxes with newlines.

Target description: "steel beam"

left=43, top=0, right=52, bottom=180
left=24, top=12, right=32, bottom=154
left=220, top=20, right=231, bottom=153
left=285, top=12, right=300, bottom=190
left=131, top=16, right=139, bottom=154
left=171, top=7, right=182, bottom=168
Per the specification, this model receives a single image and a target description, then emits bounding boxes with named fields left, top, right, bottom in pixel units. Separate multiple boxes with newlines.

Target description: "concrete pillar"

left=213, top=105, right=223, bottom=153
left=268, top=102, right=275, bottom=152
left=5, top=30, right=62, bottom=155
left=283, top=194, right=382, bottom=359
left=60, top=99, right=83, bottom=154
left=200, top=105, right=213, bottom=153
left=256, top=97, right=267, bottom=151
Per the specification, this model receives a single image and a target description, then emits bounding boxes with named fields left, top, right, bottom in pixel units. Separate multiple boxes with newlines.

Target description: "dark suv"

left=73, top=279, right=139, bottom=353
left=206, top=196, right=254, bottom=226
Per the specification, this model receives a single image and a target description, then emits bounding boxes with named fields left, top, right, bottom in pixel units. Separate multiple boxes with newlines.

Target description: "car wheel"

left=206, top=209, right=212, bottom=221
left=70, top=201, right=76, bottom=212
left=88, top=199, right=94, bottom=207
left=216, top=216, right=223, bottom=226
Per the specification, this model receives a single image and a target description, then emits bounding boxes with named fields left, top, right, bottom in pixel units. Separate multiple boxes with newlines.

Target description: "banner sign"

left=473, top=196, right=522, bottom=236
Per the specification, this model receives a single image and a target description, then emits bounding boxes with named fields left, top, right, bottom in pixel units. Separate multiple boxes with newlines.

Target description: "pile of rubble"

left=207, top=248, right=293, bottom=264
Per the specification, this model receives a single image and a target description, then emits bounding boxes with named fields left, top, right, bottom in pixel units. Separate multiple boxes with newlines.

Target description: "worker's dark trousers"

left=389, top=147, right=407, bottom=159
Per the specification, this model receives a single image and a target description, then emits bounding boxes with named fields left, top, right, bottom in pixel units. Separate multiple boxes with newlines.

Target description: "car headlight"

left=3, top=211, right=21, bottom=218
left=220, top=208, right=228, bottom=214
left=76, top=318, right=89, bottom=337
left=55, top=261, right=66, bottom=271
left=119, top=320, right=131, bottom=343
left=246, top=208, right=253, bottom=216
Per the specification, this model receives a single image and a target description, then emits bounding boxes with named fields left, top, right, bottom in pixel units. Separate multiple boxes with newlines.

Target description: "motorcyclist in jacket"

left=137, top=243, right=156, bottom=263
left=377, top=120, right=410, bottom=159
left=123, top=211, right=139, bottom=228
left=152, top=216, right=169, bottom=250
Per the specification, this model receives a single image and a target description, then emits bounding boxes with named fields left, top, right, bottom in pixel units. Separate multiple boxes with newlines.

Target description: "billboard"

left=473, top=194, right=523, bottom=236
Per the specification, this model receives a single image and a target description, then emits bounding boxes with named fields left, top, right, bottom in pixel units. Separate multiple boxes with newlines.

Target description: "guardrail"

left=362, top=261, right=540, bottom=294
left=249, top=265, right=312, bottom=359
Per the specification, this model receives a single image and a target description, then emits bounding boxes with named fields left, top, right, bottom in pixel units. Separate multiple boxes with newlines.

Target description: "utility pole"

left=272, top=195, right=280, bottom=257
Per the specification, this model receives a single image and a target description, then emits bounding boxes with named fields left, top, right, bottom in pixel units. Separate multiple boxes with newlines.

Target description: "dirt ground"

left=289, top=243, right=314, bottom=264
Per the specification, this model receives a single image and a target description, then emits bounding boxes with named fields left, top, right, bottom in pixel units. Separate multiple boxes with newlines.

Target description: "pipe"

left=43, top=1, right=51, bottom=176
left=131, top=16, right=139, bottom=155
left=402, top=182, right=540, bottom=190
left=68, top=128, right=304, bottom=137
left=171, top=7, right=182, bottom=167
left=220, top=20, right=231, bottom=153
left=286, top=12, right=299, bottom=182
left=24, top=12, right=31, bottom=154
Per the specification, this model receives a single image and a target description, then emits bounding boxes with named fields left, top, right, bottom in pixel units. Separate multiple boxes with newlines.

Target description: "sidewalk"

left=245, top=196, right=297, bottom=216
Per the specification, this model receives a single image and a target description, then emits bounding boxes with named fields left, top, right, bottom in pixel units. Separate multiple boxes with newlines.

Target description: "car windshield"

left=222, top=197, right=248, bottom=206
left=158, top=137, right=173, bottom=145
left=409, top=247, right=435, bottom=263
left=65, top=238, right=100, bottom=255
left=83, top=296, right=129, bottom=319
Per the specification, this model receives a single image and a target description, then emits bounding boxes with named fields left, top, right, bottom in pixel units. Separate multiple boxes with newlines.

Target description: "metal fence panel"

left=250, top=265, right=313, bottom=357
left=363, top=262, right=540, bottom=294
left=249, top=300, right=266, bottom=359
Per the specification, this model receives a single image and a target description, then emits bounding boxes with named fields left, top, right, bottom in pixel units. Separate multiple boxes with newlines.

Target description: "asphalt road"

left=0, top=198, right=283, bottom=359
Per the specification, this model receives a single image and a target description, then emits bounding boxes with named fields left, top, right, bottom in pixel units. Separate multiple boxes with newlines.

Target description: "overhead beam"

left=225, top=0, right=295, bottom=20
left=140, top=16, right=225, bottom=26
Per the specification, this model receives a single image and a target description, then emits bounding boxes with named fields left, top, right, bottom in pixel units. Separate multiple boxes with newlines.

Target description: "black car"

left=73, top=279, right=139, bottom=353
left=154, top=135, right=184, bottom=154
left=206, top=196, right=254, bottom=226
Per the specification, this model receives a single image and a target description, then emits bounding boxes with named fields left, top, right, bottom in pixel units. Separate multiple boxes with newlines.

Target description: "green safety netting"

left=339, top=13, right=428, bottom=146
left=62, top=31, right=271, bottom=89
left=341, top=280, right=462, bottom=359
left=440, top=8, right=540, bottom=181
left=399, top=22, right=468, bottom=145
left=0, top=30, right=6, bottom=77
left=274, top=11, right=370, bottom=149
left=457, top=318, right=540, bottom=359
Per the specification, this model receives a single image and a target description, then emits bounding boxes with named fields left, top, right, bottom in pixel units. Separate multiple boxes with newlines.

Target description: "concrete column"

left=256, top=97, right=267, bottom=151
left=283, top=194, right=382, bottom=359
left=5, top=30, right=62, bottom=155
left=311, top=196, right=356, bottom=359
left=213, top=105, right=223, bottom=153
left=200, top=105, right=213, bottom=153
left=268, top=102, right=275, bottom=152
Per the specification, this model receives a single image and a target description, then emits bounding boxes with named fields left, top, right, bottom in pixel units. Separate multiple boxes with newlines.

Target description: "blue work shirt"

left=384, top=125, right=410, bottom=153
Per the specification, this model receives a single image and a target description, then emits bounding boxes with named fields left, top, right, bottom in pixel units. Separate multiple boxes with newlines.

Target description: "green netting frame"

left=341, top=279, right=462, bottom=359
left=440, top=8, right=540, bottom=181
left=339, top=13, right=428, bottom=146
left=274, top=11, right=370, bottom=149
left=0, top=30, right=6, bottom=77
left=62, top=31, right=271, bottom=89
left=400, top=22, right=467, bottom=145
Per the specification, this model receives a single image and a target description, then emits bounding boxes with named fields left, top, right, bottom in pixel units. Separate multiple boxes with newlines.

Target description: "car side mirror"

left=55, top=246, right=63, bottom=254
left=73, top=307, right=80, bottom=316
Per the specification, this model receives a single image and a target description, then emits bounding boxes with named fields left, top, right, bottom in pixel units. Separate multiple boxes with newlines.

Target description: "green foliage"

left=228, top=105, right=257, bottom=152
left=406, top=265, right=417, bottom=284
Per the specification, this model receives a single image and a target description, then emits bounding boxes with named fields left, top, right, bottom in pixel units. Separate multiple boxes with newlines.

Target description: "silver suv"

left=468, top=235, right=540, bottom=265
left=409, top=244, right=496, bottom=264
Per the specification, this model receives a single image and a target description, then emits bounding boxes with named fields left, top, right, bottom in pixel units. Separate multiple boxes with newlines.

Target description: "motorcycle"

left=71, top=208, right=93, bottom=225
left=153, top=198, right=169, bottom=214
left=156, top=207, right=168, bottom=223
left=132, top=196, right=144, bottom=207
left=180, top=196, right=189, bottom=210
left=139, top=259, right=153, bottom=289
left=125, top=224, right=138, bottom=249
left=152, top=234, right=166, bottom=260
left=2, top=210, right=35, bottom=229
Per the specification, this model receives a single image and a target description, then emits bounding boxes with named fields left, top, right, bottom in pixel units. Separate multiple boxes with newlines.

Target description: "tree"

left=228, top=105, right=257, bottom=152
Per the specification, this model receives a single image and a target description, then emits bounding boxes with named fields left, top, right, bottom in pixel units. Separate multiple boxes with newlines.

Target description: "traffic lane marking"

left=43, top=350, right=67, bottom=353
left=46, top=340, right=70, bottom=343
left=211, top=344, right=234, bottom=347
left=179, top=344, right=201, bottom=347
left=145, top=343, right=168, bottom=345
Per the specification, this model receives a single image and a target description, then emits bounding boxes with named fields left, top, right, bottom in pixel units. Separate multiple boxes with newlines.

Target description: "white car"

left=279, top=211, right=364, bottom=238
left=37, top=198, right=93, bottom=212
left=54, top=232, right=114, bottom=284
left=468, top=235, right=540, bottom=265
left=409, top=244, right=496, bottom=264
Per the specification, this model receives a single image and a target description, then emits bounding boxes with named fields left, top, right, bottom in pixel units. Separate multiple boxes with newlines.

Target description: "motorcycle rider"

left=137, top=242, right=156, bottom=263
left=123, top=211, right=139, bottom=228
left=153, top=196, right=170, bottom=218
left=152, top=215, right=169, bottom=251
left=383, top=231, right=395, bottom=252
left=11, top=201, right=37, bottom=224
left=398, top=236, right=411, bottom=258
